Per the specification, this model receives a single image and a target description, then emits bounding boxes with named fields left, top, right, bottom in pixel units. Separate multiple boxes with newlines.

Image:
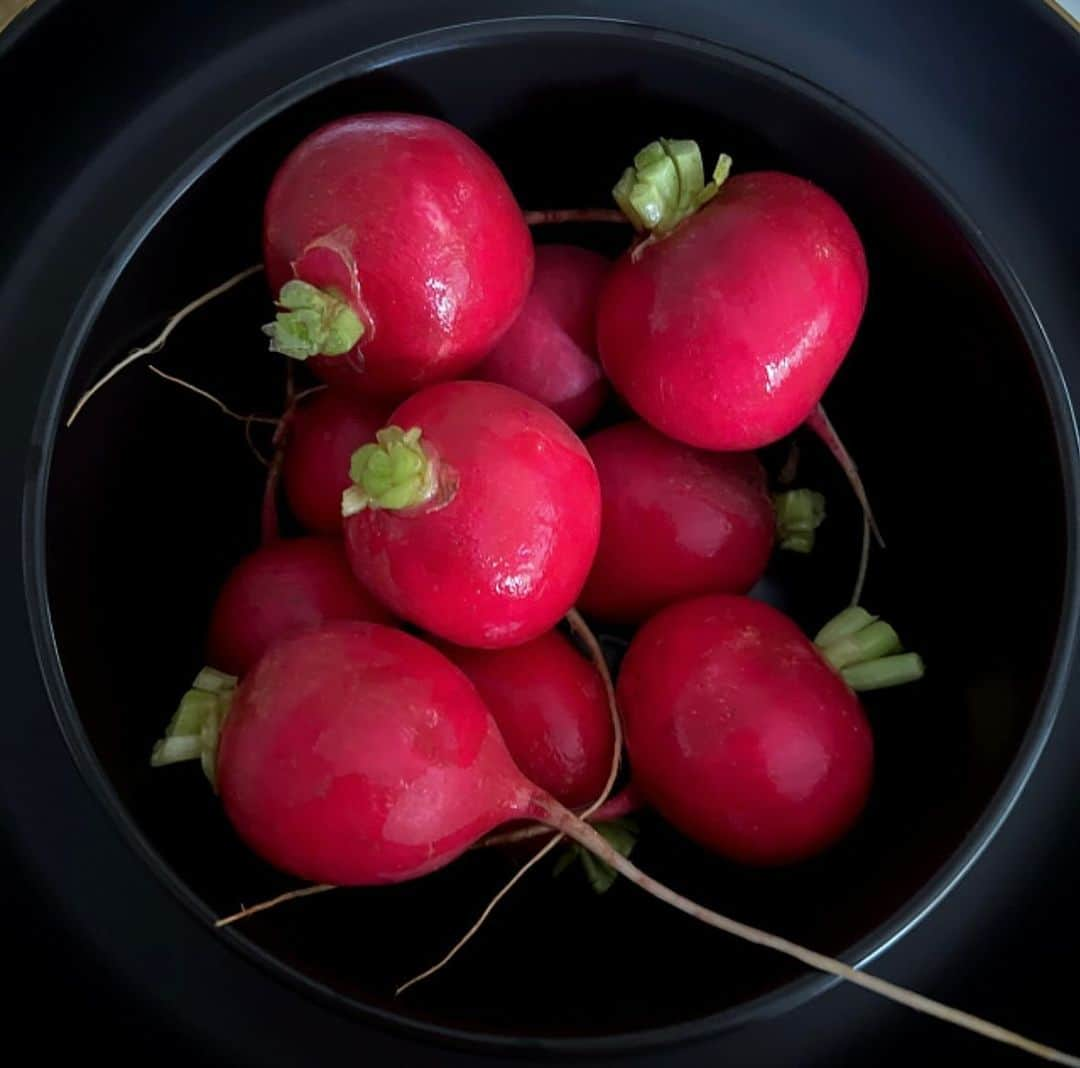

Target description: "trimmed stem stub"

left=150, top=667, right=237, bottom=788
left=814, top=606, right=925, bottom=692
left=262, top=280, right=364, bottom=361
left=342, top=426, right=437, bottom=516
left=774, top=489, right=826, bottom=553
left=612, top=139, right=732, bottom=235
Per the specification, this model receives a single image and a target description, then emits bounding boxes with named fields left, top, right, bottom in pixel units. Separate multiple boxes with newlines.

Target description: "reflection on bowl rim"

left=22, top=15, right=1080, bottom=1056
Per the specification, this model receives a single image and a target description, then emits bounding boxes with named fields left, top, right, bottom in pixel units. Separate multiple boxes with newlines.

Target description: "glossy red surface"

left=579, top=420, right=775, bottom=623
left=283, top=390, right=388, bottom=534
left=263, top=113, right=533, bottom=398
left=217, top=622, right=535, bottom=885
left=598, top=172, right=868, bottom=449
left=618, top=595, right=874, bottom=865
left=206, top=537, right=393, bottom=676
left=344, top=381, right=601, bottom=648
left=474, top=244, right=610, bottom=428
left=440, top=629, right=613, bottom=807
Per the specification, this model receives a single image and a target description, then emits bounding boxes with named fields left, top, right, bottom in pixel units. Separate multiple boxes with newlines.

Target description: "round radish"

left=341, top=380, right=601, bottom=649
left=617, top=594, right=874, bottom=865
left=600, top=142, right=868, bottom=450
left=283, top=390, right=387, bottom=534
left=206, top=537, right=393, bottom=676
left=473, top=244, right=609, bottom=429
left=438, top=629, right=614, bottom=808
left=578, top=421, right=822, bottom=624
left=262, top=113, right=533, bottom=399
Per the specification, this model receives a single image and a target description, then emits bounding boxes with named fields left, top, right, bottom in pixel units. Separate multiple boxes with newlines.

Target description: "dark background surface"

left=2, top=1, right=1078, bottom=1065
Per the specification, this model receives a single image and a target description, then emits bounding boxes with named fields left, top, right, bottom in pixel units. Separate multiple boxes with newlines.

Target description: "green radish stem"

left=341, top=426, right=440, bottom=515
left=612, top=139, right=732, bottom=236
left=814, top=605, right=925, bottom=691
left=262, top=280, right=365, bottom=361
left=774, top=489, right=826, bottom=553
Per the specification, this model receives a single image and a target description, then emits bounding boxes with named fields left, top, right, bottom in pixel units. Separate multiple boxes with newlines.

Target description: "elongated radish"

left=205, top=537, right=393, bottom=676
left=438, top=629, right=614, bottom=808
left=617, top=594, right=922, bottom=865
left=473, top=244, right=610, bottom=429
left=579, top=420, right=824, bottom=624
left=262, top=114, right=533, bottom=398
left=341, top=381, right=601, bottom=649
left=599, top=142, right=868, bottom=452
left=153, top=621, right=1072, bottom=1065
left=282, top=389, right=388, bottom=534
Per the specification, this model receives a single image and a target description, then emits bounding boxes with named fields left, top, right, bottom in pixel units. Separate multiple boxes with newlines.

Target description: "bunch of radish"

left=110, top=114, right=1074, bottom=1063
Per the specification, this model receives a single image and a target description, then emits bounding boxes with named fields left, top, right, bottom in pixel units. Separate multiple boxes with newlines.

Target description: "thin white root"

left=806, top=403, right=885, bottom=549
left=555, top=815, right=1080, bottom=1068
left=522, top=208, right=628, bottom=226
left=395, top=608, right=626, bottom=994
left=147, top=366, right=279, bottom=425
left=215, top=883, right=333, bottom=928
left=851, top=511, right=871, bottom=607
left=565, top=607, right=622, bottom=818
left=65, top=264, right=262, bottom=427
left=395, top=834, right=565, bottom=996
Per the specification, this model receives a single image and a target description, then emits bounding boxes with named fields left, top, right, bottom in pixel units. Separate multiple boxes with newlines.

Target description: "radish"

left=437, top=629, right=614, bottom=808
left=282, top=389, right=388, bottom=534
left=578, top=420, right=824, bottom=624
left=341, top=380, right=601, bottom=648
left=617, top=595, right=923, bottom=865
left=473, top=244, right=609, bottom=429
left=205, top=537, right=393, bottom=677
left=599, top=140, right=868, bottom=452
left=152, top=622, right=1077, bottom=1064
left=262, top=113, right=533, bottom=398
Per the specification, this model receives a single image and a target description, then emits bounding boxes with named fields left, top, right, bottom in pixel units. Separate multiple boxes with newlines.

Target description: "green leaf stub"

left=342, top=426, right=438, bottom=517
left=262, top=280, right=364, bottom=361
left=612, top=139, right=733, bottom=236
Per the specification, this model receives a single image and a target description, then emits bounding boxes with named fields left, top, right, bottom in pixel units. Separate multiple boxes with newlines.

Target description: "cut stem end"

left=612, top=139, right=732, bottom=236
left=813, top=607, right=924, bottom=692
left=775, top=489, right=826, bottom=553
left=151, top=667, right=237, bottom=787
left=342, top=426, right=438, bottom=516
left=263, top=280, right=364, bottom=361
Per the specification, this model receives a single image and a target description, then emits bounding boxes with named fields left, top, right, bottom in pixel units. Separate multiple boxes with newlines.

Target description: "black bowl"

left=25, top=17, right=1078, bottom=1055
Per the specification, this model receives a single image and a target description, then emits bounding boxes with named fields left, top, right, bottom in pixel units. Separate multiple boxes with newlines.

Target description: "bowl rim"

left=22, top=13, right=1080, bottom=1056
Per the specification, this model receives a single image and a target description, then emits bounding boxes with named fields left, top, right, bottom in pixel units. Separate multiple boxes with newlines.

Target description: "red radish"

left=206, top=537, right=393, bottom=676
left=617, top=594, right=879, bottom=865
left=578, top=420, right=824, bottom=624
left=153, top=626, right=1077, bottom=1063
left=282, top=390, right=388, bottom=534
left=473, top=244, right=609, bottom=429
left=262, top=113, right=533, bottom=399
left=438, top=629, right=614, bottom=807
left=341, top=380, right=601, bottom=649
left=600, top=142, right=867, bottom=451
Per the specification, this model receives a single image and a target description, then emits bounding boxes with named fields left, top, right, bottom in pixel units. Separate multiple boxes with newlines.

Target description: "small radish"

left=578, top=420, right=824, bottom=624
left=473, top=244, right=609, bottom=429
left=282, top=389, right=388, bottom=534
left=205, top=537, right=393, bottom=676
left=438, top=629, right=614, bottom=808
left=599, top=141, right=868, bottom=451
left=262, top=113, right=533, bottom=399
left=617, top=595, right=923, bottom=865
left=341, top=380, right=601, bottom=649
